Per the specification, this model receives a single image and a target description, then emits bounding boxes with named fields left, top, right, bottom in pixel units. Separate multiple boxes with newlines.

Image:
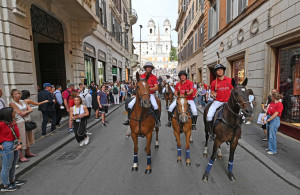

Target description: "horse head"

left=165, top=82, right=169, bottom=93
left=231, top=78, right=253, bottom=117
left=177, top=91, right=189, bottom=123
left=136, top=72, right=151, bottom=108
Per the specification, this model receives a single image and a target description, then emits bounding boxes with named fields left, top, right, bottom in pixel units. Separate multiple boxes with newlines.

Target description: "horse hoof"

left=186, top=162, right=191, bottom=167
left=218, top=155, right=223, bottom=160
left=228, top=172, right=236, bottom=181
left=155, top=145, right=159, bottom=149
left=203, top=153, right=208, bottom=158
left=145, top=169, right=152, bottom=174
left=177, top=159, right=182, bottom=164
left=189, top=140, right=193, bottom=144
left=202, top=171, right=209, bottom=182
left=131, top=167, right=138, bottom=172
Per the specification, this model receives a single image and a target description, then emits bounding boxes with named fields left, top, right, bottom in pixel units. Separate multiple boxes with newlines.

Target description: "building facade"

left=133, top=19, right=178, bottom=77
left=176, top=0, right=300, bottom=137
left=0, top=0, right=137, bottom=130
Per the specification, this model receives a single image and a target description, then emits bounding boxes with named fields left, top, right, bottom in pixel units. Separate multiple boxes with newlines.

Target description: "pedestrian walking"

left=0, top=88, right=6, bottom=110
left=9, top=89, right=36, bottom=162
left=53, top=86, right=64, bottom=126
left=261, top=95, right=272, bottom=141
left=98, top=85, right=109, bottom=127
left=112, top=83, right=120, bottom=104
left=0, top=107, right=25, bottom=192
left=246, top=89, right=255, bottom=124
left=63, top=83, right=75, bottom=132
left=120, top=81, right=127, bottom=102
left=91, top=86, right=100, bottom=120
left=263, top=92, right=283, bottom=155
left=70, top=96, right=90, bottom=146
left=80, top=89, right=92, bottom=118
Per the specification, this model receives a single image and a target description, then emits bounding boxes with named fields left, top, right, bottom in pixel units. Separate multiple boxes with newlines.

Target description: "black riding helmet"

left=214, top=64, right=226, bottom=72
left=178, top=70, right=188, bottom=77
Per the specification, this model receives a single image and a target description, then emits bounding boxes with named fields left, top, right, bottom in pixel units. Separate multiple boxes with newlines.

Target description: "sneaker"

left=84, top=136, right=89, bottom=145
left=267, top=151, right=275, bottom=155
left=12, top=180, right=27, bottom=186
left=68, top=129, right=73, bottom=133
left=1, top=184, right=20, bottom=192
left=245, top=121, right=251, bottom=124
left=105, top=121, right=109, bottom=124
left=265, top=148, right=269, bottom=151
left=262, top=137, right=268, bottom=141
left=79, top=140, right=85, bottom=147
left=15, top=165, right=19, bottom=169
left=86, top=132, right=92, bottom=135
left=102, top=123, right=107, bottom=127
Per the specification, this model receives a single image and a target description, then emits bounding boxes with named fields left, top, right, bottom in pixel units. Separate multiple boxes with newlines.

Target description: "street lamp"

left=139, top=25, right=143, bottom=70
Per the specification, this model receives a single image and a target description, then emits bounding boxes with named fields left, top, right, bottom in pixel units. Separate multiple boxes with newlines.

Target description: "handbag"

left=23, top=117, right=37, bottom=131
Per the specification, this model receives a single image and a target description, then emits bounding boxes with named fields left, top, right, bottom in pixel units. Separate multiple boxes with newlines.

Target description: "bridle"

left=176, top=96, right=189, bottom=116
left=136, top=79, right=150, bottom=105
left=227, top=87, right=251, bottom=116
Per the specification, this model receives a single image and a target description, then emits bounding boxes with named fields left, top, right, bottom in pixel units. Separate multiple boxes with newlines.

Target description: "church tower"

left=147, top=19, right=156, bottom=41
left=163, top=19, right=171, bottom=36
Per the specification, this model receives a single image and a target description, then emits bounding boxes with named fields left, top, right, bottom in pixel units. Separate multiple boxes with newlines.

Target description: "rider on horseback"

left=123, top=62, right=160, bottom=126
left=207, top=64, right=233, bottom=135
left=162, top=75, right=175, bottom=93
left=166, top=70, right=198, bottom=130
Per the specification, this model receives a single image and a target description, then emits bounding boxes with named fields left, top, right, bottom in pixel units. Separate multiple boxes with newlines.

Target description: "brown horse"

left=158, top=81, right=164, bottom=98
left=130, top=72, right=161, bottom=174
left=164, top=81, right=174, bottom=110
left=172, top=92, right=192, bottom=166
left=202, top=78, right=253, bottom=182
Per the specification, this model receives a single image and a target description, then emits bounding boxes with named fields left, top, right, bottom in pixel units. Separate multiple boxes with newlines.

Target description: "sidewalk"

left=0, top=102, right=124, bottom=183
left=197, top=105, right=300, bottom=188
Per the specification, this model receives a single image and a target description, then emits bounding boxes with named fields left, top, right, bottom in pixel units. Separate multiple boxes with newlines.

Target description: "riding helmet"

left=214, top=64, right=226, bottom=72
left=143, top=61, right=155, bottom=70
left=178, top=70, right=188, bottom=77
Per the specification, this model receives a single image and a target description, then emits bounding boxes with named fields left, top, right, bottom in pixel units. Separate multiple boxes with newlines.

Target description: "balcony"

left=129, top=9, right=138, bottom=25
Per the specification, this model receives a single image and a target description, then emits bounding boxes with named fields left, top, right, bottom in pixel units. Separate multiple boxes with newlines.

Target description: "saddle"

left=212, top=104, right=226, bottom=130
left=125, top=97, right=156, bottom=119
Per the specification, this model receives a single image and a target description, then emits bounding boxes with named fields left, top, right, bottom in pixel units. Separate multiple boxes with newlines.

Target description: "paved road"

left=15, top=102, right=299, bottom=195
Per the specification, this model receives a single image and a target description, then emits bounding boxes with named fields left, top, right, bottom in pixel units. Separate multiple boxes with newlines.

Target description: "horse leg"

left=155, top=126, right=159, bottom=149
left=203, top=122, right=210, bottom=158
left=217, top=147, right=223, bottom=159
left=185, top=129, right=192, bottom=166
left=173, top=129, right=182, bottom=164
left=145, top=132, right=152, bottom=174
left=202, top=139, right=222, bottom=182
left=131, top=132, right=139, bottom=172
left=189, top=133, right=193, bottom=144
left=228, top=136, right=239, bottom=181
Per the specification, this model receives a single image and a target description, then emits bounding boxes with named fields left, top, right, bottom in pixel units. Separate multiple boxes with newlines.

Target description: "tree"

left=169, top=46, right=178, bottom=61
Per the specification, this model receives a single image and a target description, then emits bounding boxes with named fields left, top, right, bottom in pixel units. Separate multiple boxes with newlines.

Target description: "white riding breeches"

left=168, top=99, right=198, bottom=116
left=206, top=100, right=224, bottom=121
left=128, top=94, right=158, bottom=110
left=162, top=86, right=175, bottom=93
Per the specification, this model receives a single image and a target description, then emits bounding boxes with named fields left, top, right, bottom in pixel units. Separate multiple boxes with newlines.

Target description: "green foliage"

left=169, top=46, right=178, bottom=61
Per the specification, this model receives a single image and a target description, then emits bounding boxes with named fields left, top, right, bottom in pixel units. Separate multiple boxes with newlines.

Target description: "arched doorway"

left=31, top=5, right=66, bottom=89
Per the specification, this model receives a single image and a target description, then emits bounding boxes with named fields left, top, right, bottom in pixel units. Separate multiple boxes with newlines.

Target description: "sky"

left=131, top=0, right=178, bottom=47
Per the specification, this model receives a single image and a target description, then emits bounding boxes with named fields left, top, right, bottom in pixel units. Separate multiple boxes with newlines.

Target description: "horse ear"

left=242, top=77, right=248, bottom=86
left=136, top=72, right=140, bottom=82
left=231, top=78, right=237, bottom=87
left=145, top=72, right=151, bottom=81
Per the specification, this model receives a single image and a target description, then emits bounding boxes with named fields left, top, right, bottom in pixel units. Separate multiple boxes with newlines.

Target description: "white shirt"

left=166, top=78, right=173, bottom=84
left=0, top=98, right=5, bottom=109
left=80, top=92, right=92, bottom=108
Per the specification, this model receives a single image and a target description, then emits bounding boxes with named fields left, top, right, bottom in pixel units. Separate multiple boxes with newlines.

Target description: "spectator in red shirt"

left=263, top=92, right=283, bottom=155
left=63, top=83, right=75, bottom=133
left=166, top=70, right=198, bottom=130
left=123, top=62, right=160, bottom=126
left=206, top=64, right=233, bottom=125
left=0, top=107, right=24, bottom=192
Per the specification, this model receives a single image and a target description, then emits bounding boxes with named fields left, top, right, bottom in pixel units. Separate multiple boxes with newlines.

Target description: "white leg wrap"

left=187, top=100, right=198, bottom=116
left=170, top=86, right=175, bottom=93
left=204, top=147, right=208, bottom=154
left=168, top=100, right=177, bottom=112
left=150, top=94, right=158, bottom=110
left=218, top=148, right=222, bottom=156
left=162, top=88, right=166, bottom=93
left=128, top=97, right=136, bottom=109
left=133, top=163, right=138, bottom=168
left=156, top=141, right=159, bottom=145
left=206, top=101, right=224, bottom=121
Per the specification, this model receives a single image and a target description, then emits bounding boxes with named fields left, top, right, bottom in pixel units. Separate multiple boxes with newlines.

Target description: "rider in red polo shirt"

left=123, top=62, right=160, bottom=126
left=207, top=64, right=233, bottom=133
left=166, top=70, right=198, bottom=130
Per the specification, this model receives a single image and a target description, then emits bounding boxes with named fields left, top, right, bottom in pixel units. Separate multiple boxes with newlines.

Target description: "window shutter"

left=242, top=0, right=247, bottom=11
left=103, top=1, right=107, bottom=27
left=238, top=0, right=243, bottom=14
left=226, top=0, right=231, bottom=23
left=96, top=0, right=100, bottom=17
left=208, top=8, right=212, bottom=39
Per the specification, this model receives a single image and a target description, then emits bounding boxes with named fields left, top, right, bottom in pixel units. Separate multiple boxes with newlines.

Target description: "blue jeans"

left=266, top=116, right=280, bottom=153
left=198, top=95, right=202, bottom=105
left=0, top=141, right=19, bottom=186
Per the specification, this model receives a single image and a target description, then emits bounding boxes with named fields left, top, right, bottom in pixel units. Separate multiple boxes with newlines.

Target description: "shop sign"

left=98, top=50, right=106, bottom=61
left=112, top=67, right=117, bottom=75
left=84, top=42, right=95, bottom=57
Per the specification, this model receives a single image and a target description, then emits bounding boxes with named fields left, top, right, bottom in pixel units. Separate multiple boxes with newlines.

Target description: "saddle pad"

left=125, top=97, right=135, bottom=112
left=212, top=104, right=226, bottom=129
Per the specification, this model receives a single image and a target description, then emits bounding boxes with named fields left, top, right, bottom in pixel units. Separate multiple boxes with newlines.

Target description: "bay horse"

left=130, top=72, right=161, bottom=174
left=164, top=81, right=174, bottom=110
left=202, top=78, right=253, bottom=182
left=158, top=82, right=164, bottom=98
left=172, top=92, right=192, bottom=166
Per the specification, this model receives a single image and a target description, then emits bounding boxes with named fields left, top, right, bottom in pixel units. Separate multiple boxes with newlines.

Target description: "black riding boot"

left=192, top=115, right=198, bottom=130
left=209, top=121, right=215, bottom=140
left=166, top=112, right=172, bottom=127
left=123, top=108, right=131, bottom=126
left=154, top=109, right=161, bottom=127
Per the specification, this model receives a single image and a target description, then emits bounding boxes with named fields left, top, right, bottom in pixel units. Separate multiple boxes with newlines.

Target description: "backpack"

left=113, top=87, right=119, bottom=94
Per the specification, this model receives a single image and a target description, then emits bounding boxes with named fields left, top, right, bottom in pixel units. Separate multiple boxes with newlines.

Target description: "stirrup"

left=123, top=120, right=130, bottom=125
left=209, top=134, right=216, bottom=141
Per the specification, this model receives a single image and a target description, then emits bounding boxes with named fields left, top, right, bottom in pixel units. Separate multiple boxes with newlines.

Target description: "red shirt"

left=140, top=73, right=158, bottom=94
left=62, top=89, right=72, bottom=102
left=267, top=101, right=283, bottom=117
left=69, top=99, right=75, bottom=107
left=211, top=76, right=233, bottom=102
left=175, top=79, right=194, bottom=100
left=0, top=122, right=20, bottom=143
left=203, top=83, right=208, bottom=90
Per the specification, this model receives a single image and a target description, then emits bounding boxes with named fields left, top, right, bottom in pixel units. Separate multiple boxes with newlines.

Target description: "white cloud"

left=132, top=0, right=178, bottom=47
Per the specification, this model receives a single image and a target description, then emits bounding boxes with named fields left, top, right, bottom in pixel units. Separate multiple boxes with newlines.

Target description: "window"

left=192, top=2, right=194, bottom=19
left=195, top=32, right=198, bottom=51
left=123, top=9, right=127, bottom=23
left=112, top=0, right=121, bottom=13
left=188, top=10, right=191, bottom=26
left=96, top=0, right=107, bottom=28
left=208, top=1, right=219, bottom=39
left=198, top=22, right=204, bottom=47
left=226, top=0, right=248, bottom=23
left=111, top=11, right=122, bottom=43
left=150, top=29, right=153, bottom=34
left=166, top=45, right=168, bottom=51
left=196, top=0, right=198, bottom=12
left=125, top=33, right=129, bottom=51
left=232, top=58, right=245, bottom=84
left=165, top=28, right=168, bottom=34
left=199, top=0, right=204, bottom=12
